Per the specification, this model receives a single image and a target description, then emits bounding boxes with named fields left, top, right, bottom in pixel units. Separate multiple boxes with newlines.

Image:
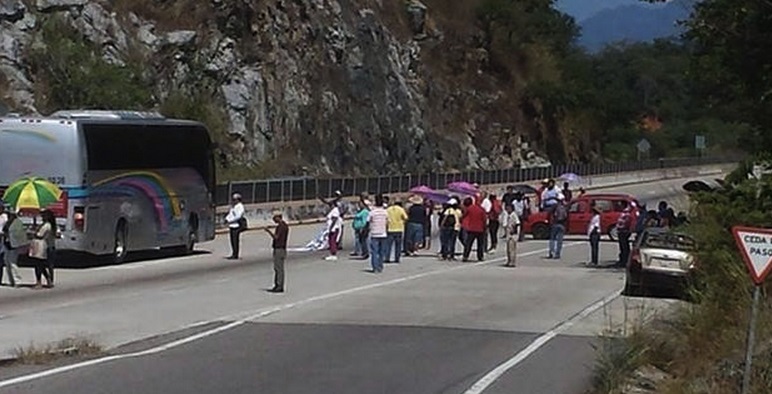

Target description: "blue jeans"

left=405, top=222, right=424, bottom=252
left=384, top=232, right=403, bottom=263
left=370, top=237, right=387, bottom=272
left=353, top=228, right=361, bottom=255
left=549, top=224, right=565, bottom=258
left=440, top=228, right=458, bottom=259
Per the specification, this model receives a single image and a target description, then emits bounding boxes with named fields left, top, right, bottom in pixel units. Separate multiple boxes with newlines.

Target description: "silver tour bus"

left=0, top=110, right=217, bottom=263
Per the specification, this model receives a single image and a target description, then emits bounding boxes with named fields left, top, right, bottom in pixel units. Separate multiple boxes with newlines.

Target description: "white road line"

left=462, top=287, right=623, bottom=394
left=0, top=242, right=584, bottom=389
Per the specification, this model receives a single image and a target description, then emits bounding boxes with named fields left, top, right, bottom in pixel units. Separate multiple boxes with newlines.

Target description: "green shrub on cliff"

left=28, top=16, right=153, bottom=114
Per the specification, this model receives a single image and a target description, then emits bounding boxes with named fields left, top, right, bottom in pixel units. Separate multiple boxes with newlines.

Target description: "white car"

left=623, top=228, right=697, bottom=298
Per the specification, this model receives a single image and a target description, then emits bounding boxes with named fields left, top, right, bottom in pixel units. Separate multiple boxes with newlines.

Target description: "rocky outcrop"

left=0, top=0, right=555, bottom=176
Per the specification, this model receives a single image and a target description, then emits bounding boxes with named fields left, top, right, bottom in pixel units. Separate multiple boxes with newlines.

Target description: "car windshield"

left=643, top=233, right=696, bottom=251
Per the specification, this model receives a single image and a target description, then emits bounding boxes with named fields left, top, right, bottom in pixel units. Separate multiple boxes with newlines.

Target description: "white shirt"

left=587, top=213, right=601, bottom=236
left=225, top=203, right=245, bottom=228
left=506, top=211, right=521, bottom=239
left=0, top=212, right=7, bottom=235
left=512, top=200, right=525, bottom=217
left=481, top=198, right=492, bottom=213
left=327, top=206, right=342, bottom=233
left=368, top=207, right=388, bottom=238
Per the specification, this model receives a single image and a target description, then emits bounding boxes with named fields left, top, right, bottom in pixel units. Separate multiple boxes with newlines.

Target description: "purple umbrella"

left=559, top=173, right=582, bottom=183
left=447, top=181, right=480, bottom=196
left=409, top=185, right=434, bottom=194
left=409, top=185, right=450, bottom=204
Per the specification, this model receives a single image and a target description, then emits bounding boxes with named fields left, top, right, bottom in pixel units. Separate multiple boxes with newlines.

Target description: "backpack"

left=489, top=200, right=502, bottom=221
left=442, top=210, right=457, bottom=228
left=552, top=204, right=568, bottom=224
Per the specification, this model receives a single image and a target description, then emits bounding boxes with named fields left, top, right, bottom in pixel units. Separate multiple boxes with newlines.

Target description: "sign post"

left=695, top=135, right=706, bottom=157
left=731, top=226, right=772, bottom=394
left=636, top=139, right=650, bottom=161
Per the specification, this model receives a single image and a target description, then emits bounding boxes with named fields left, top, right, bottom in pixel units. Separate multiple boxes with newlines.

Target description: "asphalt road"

left=0, top=176, right=704, bottom=394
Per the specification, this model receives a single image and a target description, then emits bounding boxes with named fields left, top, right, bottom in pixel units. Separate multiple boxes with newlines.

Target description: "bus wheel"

left=114, top=221, right=128, bottom=264
left=183, top=215, right=198, bottom=254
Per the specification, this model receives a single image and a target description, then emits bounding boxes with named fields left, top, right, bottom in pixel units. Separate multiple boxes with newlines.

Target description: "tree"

left=680, top=0, right=772, bottom=149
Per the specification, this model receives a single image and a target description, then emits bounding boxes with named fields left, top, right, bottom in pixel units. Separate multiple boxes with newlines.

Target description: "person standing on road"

left=422, top=198, right=433, bottom=251
left=384, top=198, right=407, bottom=263
left=351, top=201, right=370, bottom=259
left=31, top=209, right=57, bottom=289
left=513, top=193, right=529, bottom=242
left=548, top=194, right=567, bottom=259
left=0, top=205, right=7, bottom=283
left=486, top=193, right=502, bottom=253
left=501, top=186, right=516, bottom=239
left=562, top=182, right=573, bottom=203
left=1, top=211, right=25, bottom=287
left=461, top=197, right=487, bottom=262
left=405, top=195, right=426, bottom=256
left=264, top=211, right=289, bottom=293
left=615, top=201, right=635, bottom=268
left=587, top=204, right=601, bottom=266
left=504, top=203, right=520, bottom=267
left=368, top=194, right=389, bottom=273
left=324, top=202, right=343, bottom=261
left=440, top=198, right=461, bottom=260
left=225, top=193, right=246, bottom=260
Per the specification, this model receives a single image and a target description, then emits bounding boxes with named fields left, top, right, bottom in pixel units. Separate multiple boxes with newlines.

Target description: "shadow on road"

left=17, top=249, right=212, bottom=270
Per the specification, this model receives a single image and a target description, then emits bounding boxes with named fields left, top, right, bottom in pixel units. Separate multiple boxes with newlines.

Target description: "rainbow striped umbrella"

left=2, top=177, right=63, bottom=211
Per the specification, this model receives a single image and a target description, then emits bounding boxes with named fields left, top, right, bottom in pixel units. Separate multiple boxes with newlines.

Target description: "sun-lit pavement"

left=0, top=177, right=704, bottom=394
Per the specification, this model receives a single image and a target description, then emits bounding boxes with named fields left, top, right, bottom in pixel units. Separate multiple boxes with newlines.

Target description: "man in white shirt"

left=541, top=179, right=560, bottom=210
left=325, top=203, right=342, bottom=261
left=225, top=193, right=246, bottom=259
left=504, top=203, right=521, bottom=267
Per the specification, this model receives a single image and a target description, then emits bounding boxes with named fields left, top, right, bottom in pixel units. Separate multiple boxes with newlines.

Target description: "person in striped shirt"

left=368, top=194, right=389, bottom=273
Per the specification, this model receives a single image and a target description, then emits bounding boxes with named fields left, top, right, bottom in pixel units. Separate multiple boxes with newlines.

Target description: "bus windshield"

left=82, top=122, right=214, bottom=190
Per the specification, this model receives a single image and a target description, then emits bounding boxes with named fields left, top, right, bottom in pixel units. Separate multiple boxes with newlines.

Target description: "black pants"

left=229, top=228, right=241, bottom=258
left=618, top=231, right=631, bottom=266
left=488, top=220, right=500, bottom=250
left=34, top=247, right=55, bottom=284
left=590, top=230, right=600, bottom=265
left=358, top=228, right=370, bottom=257
left=463, top=231, right=485, bottom=261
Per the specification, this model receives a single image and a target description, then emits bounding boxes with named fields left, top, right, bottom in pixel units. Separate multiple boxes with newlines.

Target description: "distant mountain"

left=577, top=0, right=694, bottom=52
left=555, top=0, right=666, bottom=22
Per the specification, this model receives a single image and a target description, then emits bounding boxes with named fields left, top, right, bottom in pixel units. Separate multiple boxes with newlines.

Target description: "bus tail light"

left=73, top=207, right=85, bottom=231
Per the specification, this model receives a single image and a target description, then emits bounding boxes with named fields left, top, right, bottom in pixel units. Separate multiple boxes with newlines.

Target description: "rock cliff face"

left=0, top=0, right=556, bottom=176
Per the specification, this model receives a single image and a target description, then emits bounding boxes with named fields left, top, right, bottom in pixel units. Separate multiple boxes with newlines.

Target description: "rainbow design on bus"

left=91, top=171, right=182, bottom=232
left=0, top=129, right=58, bottom=143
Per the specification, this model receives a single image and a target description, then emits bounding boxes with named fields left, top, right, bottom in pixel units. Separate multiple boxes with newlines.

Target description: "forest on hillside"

left=477, top=0, right=766, bottom=161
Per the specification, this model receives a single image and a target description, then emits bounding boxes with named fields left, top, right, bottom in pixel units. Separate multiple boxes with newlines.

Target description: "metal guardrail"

left=215, top=156, right=739, bottom=206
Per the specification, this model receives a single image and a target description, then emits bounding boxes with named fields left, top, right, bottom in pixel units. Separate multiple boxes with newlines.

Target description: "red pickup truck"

left=523, top=193, right=641, bottom=241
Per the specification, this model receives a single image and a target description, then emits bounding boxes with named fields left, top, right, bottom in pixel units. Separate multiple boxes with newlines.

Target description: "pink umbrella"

left=447, top=181, right=479, bottom=196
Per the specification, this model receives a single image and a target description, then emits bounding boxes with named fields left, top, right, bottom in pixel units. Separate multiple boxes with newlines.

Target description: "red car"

left=523, top=193, right=641, bottom=241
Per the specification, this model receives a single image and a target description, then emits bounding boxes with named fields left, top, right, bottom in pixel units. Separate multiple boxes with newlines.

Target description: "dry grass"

left=13, top=337, right=104, bottom=365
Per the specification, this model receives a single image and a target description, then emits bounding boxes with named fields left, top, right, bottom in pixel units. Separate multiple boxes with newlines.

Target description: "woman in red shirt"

left=461, top=197, right=488, bottom=262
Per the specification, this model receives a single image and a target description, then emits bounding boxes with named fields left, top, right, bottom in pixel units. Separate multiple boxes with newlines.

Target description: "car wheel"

left=532, top=223, right=550, bottom=240
left=607, top=225, right=618, bottom=242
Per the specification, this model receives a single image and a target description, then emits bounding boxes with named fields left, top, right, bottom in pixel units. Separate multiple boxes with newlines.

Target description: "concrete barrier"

left=215, top=163, right=736, bottom=234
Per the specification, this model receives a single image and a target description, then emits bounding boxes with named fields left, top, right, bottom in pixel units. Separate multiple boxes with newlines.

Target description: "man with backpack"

left=440, top=199, right=461, bottom=260
left=548, top=194, right=568, bottom=259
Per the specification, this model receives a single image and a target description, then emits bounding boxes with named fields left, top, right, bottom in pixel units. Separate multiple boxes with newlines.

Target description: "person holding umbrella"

left=2, top=177, right=63, bottom=288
